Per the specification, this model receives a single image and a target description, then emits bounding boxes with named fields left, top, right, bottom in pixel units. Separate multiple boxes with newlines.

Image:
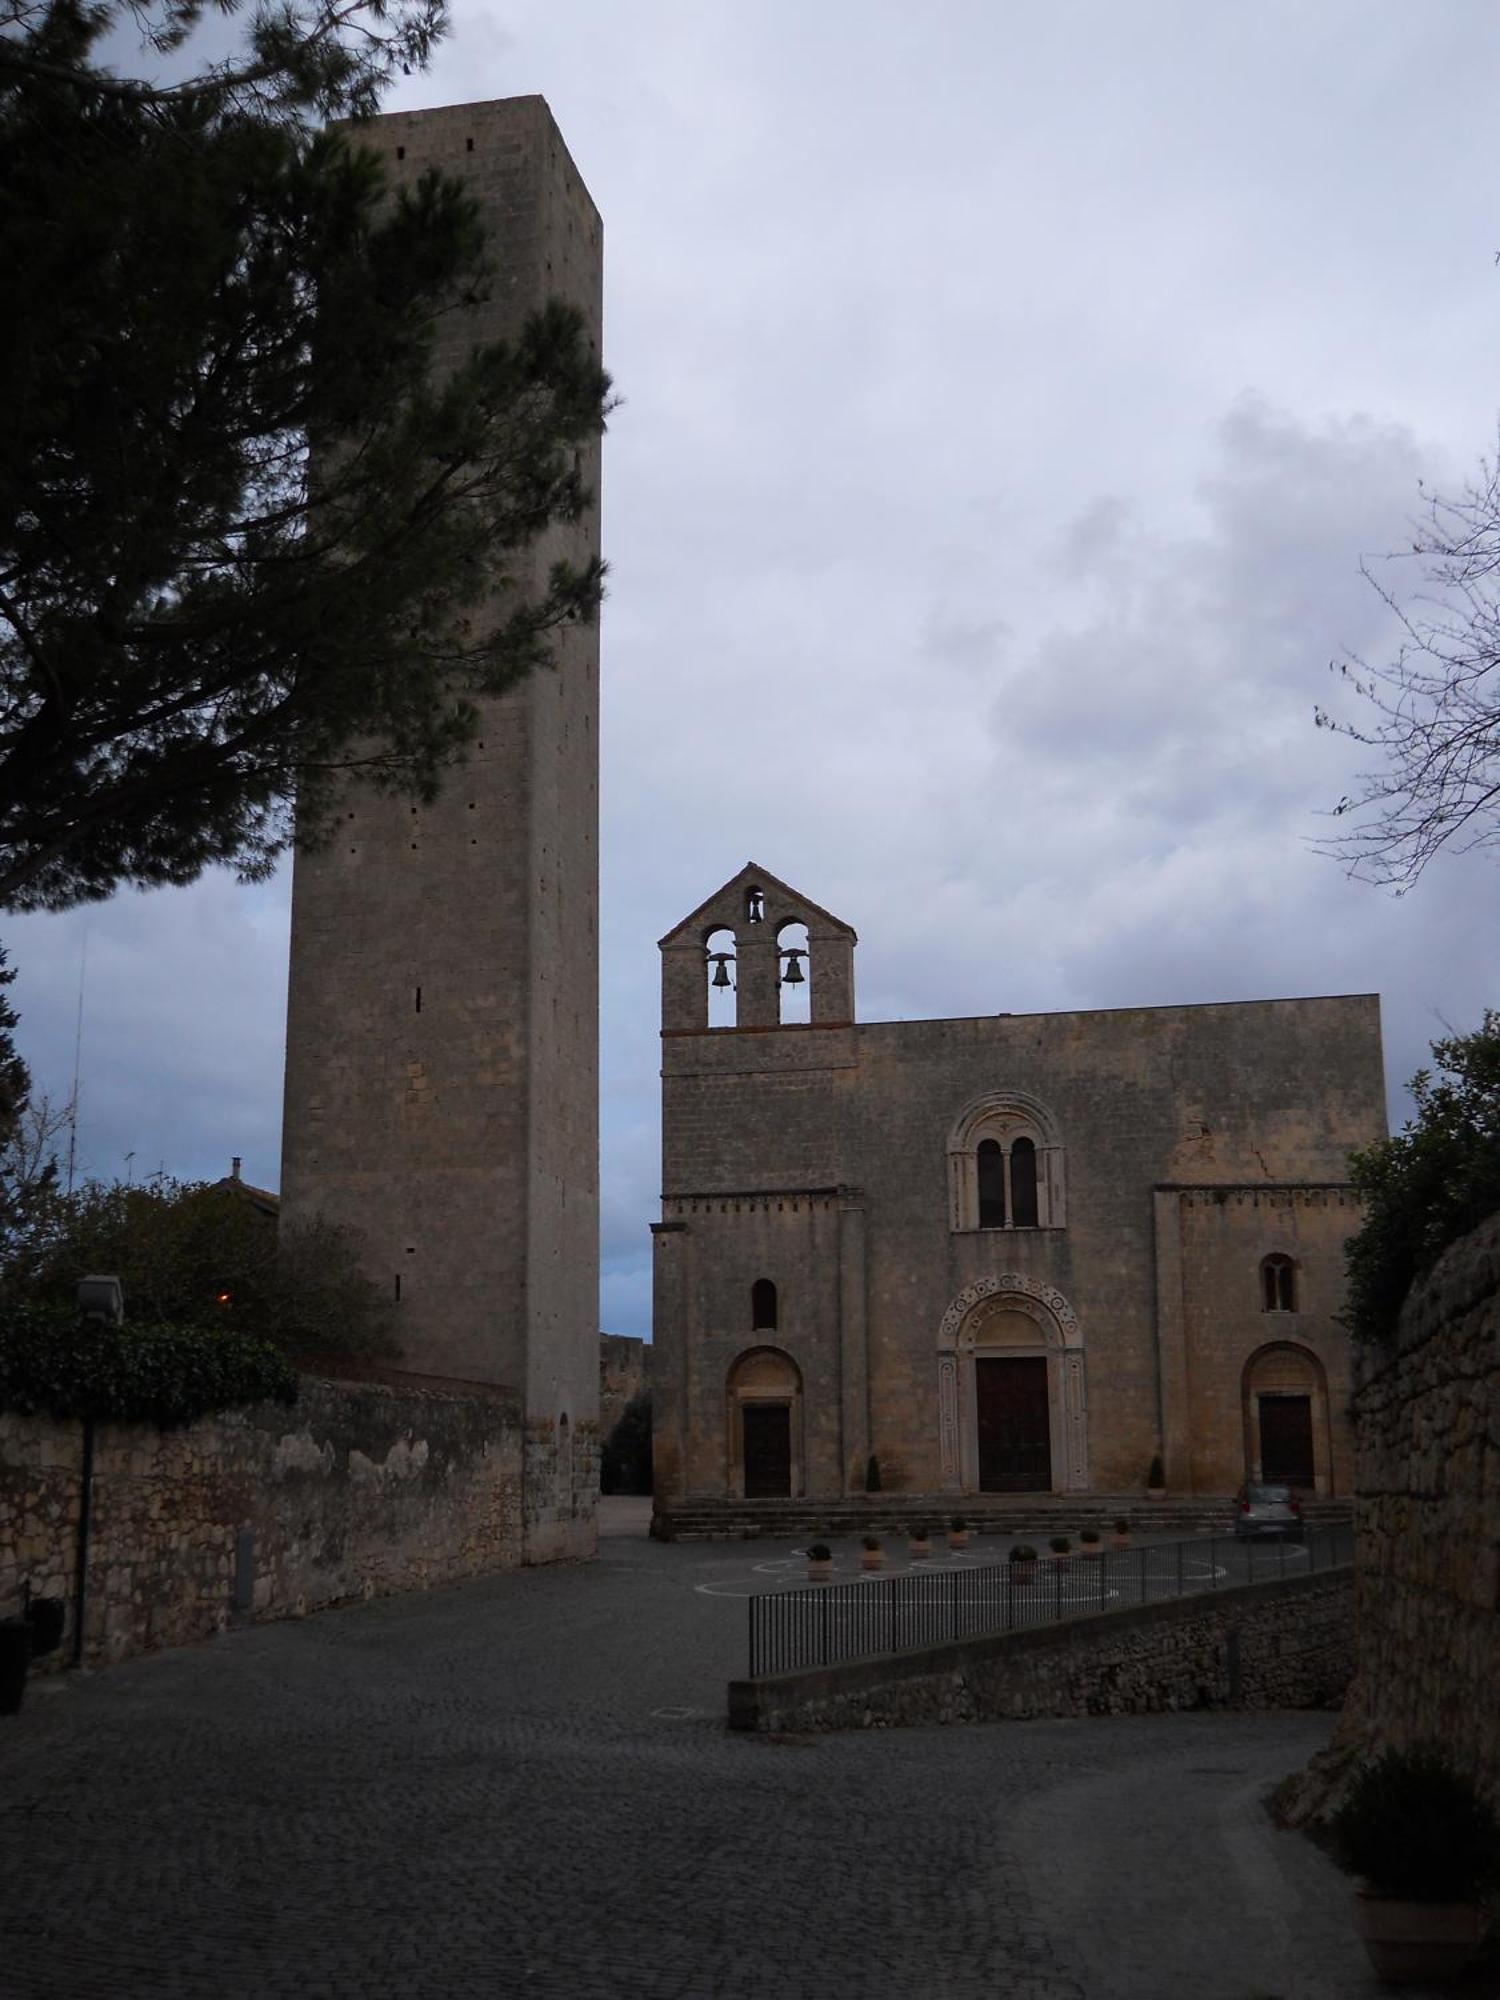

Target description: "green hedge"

left=0, top=1301, right=298, bottom=1428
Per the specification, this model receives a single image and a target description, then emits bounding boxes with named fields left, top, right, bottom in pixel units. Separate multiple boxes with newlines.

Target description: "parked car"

left=1233, top=1482, right=1304, bottom=1540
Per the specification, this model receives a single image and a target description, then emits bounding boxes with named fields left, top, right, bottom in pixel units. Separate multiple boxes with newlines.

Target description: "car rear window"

left=1248, top=1484, right=1292, bottom=1501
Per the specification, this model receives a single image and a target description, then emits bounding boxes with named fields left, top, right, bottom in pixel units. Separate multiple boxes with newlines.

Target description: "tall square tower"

left=280, top=97, right=600, bottom=1562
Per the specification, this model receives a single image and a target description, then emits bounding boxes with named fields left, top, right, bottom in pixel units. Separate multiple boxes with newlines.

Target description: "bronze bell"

left=781, top=949, right=805, bottom=986
left=709, top=952, right=734, bottom=989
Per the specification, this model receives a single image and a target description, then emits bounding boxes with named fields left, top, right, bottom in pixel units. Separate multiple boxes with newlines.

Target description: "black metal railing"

left=746, top=1522, right=1354, bottom=1679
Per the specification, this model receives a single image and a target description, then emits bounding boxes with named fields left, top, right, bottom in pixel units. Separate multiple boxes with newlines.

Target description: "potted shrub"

left=860, top=1534, right=884, bottom=1572
left=1049, top=1534, right=1072, bottom=1560
left=948, top=1515, right=970, bottom=1550
left=1009, top=1543, right=1037, bottom=1583
left=1111, top=1516, right=1130, bottom=1551
left=1331, top=1741, right=1500, bottom=1985
left=806, top=1542, right=833, bottom=1583
left=1146, top=1453, right=1167, bottom=1498
left=908, top=1521, right=932, bottom=1559
left=1079, top=1527, right=1101, bottom=1557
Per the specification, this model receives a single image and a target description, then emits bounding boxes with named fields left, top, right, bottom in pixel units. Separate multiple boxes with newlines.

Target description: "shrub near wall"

left=0, top=1373, right=524, bottom=1668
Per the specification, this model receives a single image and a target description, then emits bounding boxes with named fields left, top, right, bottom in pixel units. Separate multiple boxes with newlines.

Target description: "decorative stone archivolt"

left=936, top=1275, right=1087, bottom=1493
left=938, top=1274, right=1081, bottom=1350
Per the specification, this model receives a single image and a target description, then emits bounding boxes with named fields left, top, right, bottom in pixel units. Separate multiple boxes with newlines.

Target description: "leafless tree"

left=1316, top=449, right=1500, bottom=889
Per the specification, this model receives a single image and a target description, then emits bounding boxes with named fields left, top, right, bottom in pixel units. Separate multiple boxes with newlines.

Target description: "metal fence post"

left=1176, top=1538, right=1183, bottom=1599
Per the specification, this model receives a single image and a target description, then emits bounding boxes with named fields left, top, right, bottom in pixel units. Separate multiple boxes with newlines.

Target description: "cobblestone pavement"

left=0, top=1504, right=1411, bottom=1999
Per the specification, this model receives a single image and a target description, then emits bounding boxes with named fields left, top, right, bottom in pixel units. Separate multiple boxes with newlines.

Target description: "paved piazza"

left=1, top=1503, right=1406, bottom=1998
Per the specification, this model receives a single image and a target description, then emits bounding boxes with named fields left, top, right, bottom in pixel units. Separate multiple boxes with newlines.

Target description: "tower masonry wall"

left=281, top=98, right=600, bottom=1561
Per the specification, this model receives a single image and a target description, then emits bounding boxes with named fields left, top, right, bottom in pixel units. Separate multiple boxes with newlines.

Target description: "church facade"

left=651, top=864, right=1386, bottom=1521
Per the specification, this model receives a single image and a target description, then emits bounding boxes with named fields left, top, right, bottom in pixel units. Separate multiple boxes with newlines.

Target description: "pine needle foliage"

left=0, top=0, right=610, bottom=911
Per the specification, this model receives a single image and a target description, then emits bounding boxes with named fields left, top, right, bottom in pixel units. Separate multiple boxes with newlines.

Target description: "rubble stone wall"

left=1340, top=1212, right=1500, bottom=1803
left=0, top=1373, right=524, bottom=1670
left=728, top=1569, right=1352, bottom=1732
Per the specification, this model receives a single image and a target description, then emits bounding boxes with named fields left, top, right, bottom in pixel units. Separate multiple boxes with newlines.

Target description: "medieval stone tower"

left=280, top=98, right=600, bottom=1562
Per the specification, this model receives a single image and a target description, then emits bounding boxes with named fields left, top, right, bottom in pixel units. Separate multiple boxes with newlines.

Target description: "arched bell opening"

left=776, top=920, right=810, bottom=1025
left=704, top=926, right=737, bottom=1029
left=727, top=1345, right=803, bottom=1499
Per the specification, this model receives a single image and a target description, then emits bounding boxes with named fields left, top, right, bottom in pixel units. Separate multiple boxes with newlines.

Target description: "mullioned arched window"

left=947, top=1092, right=1064, bottom=1232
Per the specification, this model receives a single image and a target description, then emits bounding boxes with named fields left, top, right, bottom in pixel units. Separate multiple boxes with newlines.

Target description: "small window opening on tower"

left=751, top=1278, right=778, bottom=1330
left=414, top=986, right=422, bottom=1014
left=744, top=885, right=765, bottom=923
left=394, top=1273, right=402, bottom=1301
left=396, top=145, right=405, bottom=160
left=466, top=136, right=474, bottom=152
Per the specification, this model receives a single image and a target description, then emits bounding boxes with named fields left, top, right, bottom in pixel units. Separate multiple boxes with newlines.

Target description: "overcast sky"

left=10, top=2, right=1500, bottom=1337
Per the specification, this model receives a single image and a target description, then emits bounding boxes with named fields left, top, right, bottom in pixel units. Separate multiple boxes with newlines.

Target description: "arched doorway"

left=727, top=1346, right=803, bottom=1499
left=1242, top=1342, right=1331, bottom=1494
left=937, top=1276, right=1088, bottom=1494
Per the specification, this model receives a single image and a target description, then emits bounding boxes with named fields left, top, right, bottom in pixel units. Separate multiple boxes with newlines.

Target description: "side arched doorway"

left=937, top=1277, right=1088, bottom=1494
left=727, top=1346, right=803, bottom=1499
left=1242, top=1342, right=1332, bottom=1494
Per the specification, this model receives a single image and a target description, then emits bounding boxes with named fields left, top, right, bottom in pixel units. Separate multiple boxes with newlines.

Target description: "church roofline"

left=657, top=860, right=858, bottom=948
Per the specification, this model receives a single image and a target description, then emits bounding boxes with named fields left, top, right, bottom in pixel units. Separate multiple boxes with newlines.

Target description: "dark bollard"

left=0, top=1617, right=31, bottom=1716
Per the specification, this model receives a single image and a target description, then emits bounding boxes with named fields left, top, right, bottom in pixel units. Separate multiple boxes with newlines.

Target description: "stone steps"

left=651, top=1493, right=1352, bottom=1543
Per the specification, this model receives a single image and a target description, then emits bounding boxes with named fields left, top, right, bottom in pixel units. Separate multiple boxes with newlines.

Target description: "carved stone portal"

left=936, top=1275, right=1088, bottom=1494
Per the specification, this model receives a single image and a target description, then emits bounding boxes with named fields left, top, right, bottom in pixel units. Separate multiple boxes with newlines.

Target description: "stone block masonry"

left=728, top=1568, right=1353, bottom=1731
left=0, top=1373, right=538, bottom=1671
left=279, top=97, right=602, bottom=1565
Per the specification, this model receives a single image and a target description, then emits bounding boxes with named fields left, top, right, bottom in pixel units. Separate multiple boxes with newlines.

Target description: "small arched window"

left=751, top=1278, right=778, bottom=1330
left=1010, top=1137, right=1039, bottom=1228
left=977, top=1140, right=1005, bottom=1228
left=1261, top=1255, right=1296, bottom=1313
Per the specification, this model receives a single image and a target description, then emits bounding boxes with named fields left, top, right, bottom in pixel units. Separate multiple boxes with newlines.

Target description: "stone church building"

left=651, top=864, right=1386, bottom=1525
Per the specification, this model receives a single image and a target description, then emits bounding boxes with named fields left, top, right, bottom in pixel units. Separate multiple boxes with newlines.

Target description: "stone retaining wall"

left=728, top=1568, right=1352, bottom=1732
left=0, top=1372, right=527, bottom=1670
left=1338, top=1212, right=1500, bottom=1803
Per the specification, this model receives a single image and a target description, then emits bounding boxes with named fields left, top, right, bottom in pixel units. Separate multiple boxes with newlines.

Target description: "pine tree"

left=0, top=0, right=610, bottom=911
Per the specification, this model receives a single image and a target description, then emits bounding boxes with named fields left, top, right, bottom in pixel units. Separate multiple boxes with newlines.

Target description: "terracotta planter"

left=1146, top=1487, right=1167, bottom=1501
left=806, top=1559, right=833, bottom=1584
left=1080, top=1542, right=1102, bottom=1558
left=947, top=1530, right=969, bottom=1551
left=860, top=1550, right=884, bottom=1572
left=1111, top=1535, right=1130, bottom=1552
left=1352, top=1892, right=1487, bottom=1985
left=1010, top=1561, right=1036, bottom=1586
left=908, top=1540, right=932, bottom=1561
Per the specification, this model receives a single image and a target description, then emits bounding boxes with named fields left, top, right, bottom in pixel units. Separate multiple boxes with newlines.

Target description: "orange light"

left=216, top=1292, right=231, bottom=1305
